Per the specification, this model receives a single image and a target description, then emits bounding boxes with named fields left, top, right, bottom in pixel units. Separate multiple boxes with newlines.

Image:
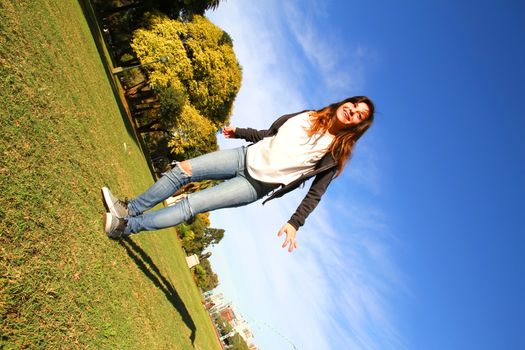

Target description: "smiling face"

left=335, top=101, right=370, bottom=126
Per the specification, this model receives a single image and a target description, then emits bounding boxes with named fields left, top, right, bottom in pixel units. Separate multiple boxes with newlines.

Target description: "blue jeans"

left=125, top=147, right=277, bottom=234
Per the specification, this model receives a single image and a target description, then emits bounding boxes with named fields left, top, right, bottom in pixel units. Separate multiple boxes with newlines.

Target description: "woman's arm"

left=233, top=126, right=270, bottom=143
left=229, top=111, right=309, bottom=143
left=278, top=223, right=298, bottom=253
left=287, top=167, right=337, bottom=230
left=222, top=126, right=237, bottom=139
left=278, top=169, right=335, bottom=253
left=223, top=125, right=269, bottom=142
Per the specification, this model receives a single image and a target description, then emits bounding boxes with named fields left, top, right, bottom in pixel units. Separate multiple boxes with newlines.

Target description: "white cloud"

left=282, top=0, right=371, bottom=92
left=207, top=0, right=307, bottom=132
left=207, top=1, right=403, bottom=349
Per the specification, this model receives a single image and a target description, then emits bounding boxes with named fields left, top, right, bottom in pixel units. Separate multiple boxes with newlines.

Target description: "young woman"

left=103, top=96, right=374, bottom=252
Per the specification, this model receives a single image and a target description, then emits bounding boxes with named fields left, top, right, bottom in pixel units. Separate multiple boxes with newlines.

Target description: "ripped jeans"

left=125, top=147, right=277, bottom=234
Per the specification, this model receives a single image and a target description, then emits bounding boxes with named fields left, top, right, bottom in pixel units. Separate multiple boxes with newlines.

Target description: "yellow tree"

left=183, top=15, right=242, bottom=125
left=131, top=14, right=192, bottom=87
left=168, top=104, right=218, bottom=159
left=131, top=13, right=242, bottom=126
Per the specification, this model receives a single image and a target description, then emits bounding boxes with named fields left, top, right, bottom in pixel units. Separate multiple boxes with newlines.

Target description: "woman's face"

left=335, top=102, right=370, bottom=126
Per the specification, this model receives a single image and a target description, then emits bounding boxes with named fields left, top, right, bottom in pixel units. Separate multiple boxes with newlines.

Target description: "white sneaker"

left=104, top=212, right=128, bottom=239
left=101, top=186, right=128, bottom=218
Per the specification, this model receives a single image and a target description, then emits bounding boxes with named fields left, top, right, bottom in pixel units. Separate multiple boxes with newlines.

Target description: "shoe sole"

left=101, top=187, right=122, bottom=218
left=104, top=212, right=113, bottom=235
left=104, top=213, right=124, bottom=239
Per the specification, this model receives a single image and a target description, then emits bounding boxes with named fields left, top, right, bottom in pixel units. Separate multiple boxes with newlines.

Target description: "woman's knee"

left=179, top=160, right=192, bottom=176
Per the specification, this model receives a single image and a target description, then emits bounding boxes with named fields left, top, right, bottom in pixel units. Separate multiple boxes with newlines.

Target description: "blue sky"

left=206, top=1, right=525, bottom=349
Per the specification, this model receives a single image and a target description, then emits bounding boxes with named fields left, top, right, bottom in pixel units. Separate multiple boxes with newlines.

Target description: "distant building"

left=205, top=291, right=258, bottom=349
left=219, top=307, right=235, bottom=322
left=185, top=254, right=200, bottom=268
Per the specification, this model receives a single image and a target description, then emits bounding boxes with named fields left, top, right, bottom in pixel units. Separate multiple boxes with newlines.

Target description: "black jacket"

left=234, top=111, right=338, bottom=230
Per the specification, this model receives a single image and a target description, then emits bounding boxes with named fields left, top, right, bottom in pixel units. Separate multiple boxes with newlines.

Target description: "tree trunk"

left=137, top=119, right=169, bottom=134
left=137, top=119, right=159, bottom=132
left=125, top=80, right=148, bottom=96
left=134, top=103, right=161, bottom=111
left=141, top=96, right=158, bottom=104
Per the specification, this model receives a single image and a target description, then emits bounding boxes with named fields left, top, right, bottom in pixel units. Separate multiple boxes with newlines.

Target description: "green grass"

left=0, top=1, right=220, bottom=349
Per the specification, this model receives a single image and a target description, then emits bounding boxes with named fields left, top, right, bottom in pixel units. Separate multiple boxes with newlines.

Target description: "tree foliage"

left=96, top=0, right=226, bottom=19
left=178, top=213, right=224, bottom=255
left=168, top=104, right=217, bottom=158
left=131, top=16, right=192, bottom=87
left=135, top=83, right=187, bottom=133
left=215, top=315, right=233, bottom=336
left=214, top=315, right=250, bottom=350
left=156, top=83, right=187, bottom=116
left=177, top=212, right=223, bottom=292
left=229, top=333, right=250, bottom=350
left=193, top=258, right=218, bottom=291
left=183, top=15, right=242, bottom=124
left=131, top=13, right=242, bottom=126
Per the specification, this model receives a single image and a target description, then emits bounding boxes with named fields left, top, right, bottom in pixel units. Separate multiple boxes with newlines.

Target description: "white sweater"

left=246, top=112, right=334, bottom=185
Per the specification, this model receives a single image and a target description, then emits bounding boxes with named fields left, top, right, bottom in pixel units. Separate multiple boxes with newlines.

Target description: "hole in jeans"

left=179, top=160, right=192, bottom=176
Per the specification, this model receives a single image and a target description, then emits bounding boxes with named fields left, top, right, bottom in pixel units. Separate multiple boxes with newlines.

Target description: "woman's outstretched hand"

left=223, top=126, right=237, bottom=138
left=278, top=223, right=298, bottom=253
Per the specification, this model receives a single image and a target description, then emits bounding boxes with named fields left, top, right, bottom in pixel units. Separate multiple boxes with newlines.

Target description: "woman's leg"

left=127, top=147, right=246, bottom=216
left=126, top=174, right=258, bottom=234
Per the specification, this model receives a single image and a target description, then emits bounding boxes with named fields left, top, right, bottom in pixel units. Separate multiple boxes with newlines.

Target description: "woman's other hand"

left=223, top=126, right=237, bottom=138
left=278, top=223, right=298, bottom=253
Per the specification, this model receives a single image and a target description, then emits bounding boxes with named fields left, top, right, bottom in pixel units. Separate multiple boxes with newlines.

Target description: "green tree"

left=179, top=213, right=224, bottom=255
left=184, top=227, right=224, bottom=255
left=135, top=84, right=186, bottom=133
left=183, top=0, right=223, bottom=14
left=200, top=227, right=224, bottom=248
left=177, top=223, right=195, bottom=245
left=213, top=316, right=250, bottom=350
left=215, top=315, right=233, bottom=336
left=97, top=0, right=225, bottom=18
left=229, top=333, right=250, bottom=350
left=178, top=0, right=225, bottom=19
left=193, top=259, right=218, bottom=291
left=131, top=13, right=242, bottom=126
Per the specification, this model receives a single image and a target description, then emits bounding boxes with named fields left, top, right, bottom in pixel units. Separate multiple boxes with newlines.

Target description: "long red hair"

left=308, top=96, right=375, bottom=176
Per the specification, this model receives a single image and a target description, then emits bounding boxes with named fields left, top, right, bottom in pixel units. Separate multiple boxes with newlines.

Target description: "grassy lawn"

left=0, top=0, right=220, bottom=349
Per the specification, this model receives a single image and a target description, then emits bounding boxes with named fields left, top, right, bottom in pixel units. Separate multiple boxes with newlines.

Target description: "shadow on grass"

left=119, top=237, right=197, bottom=346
